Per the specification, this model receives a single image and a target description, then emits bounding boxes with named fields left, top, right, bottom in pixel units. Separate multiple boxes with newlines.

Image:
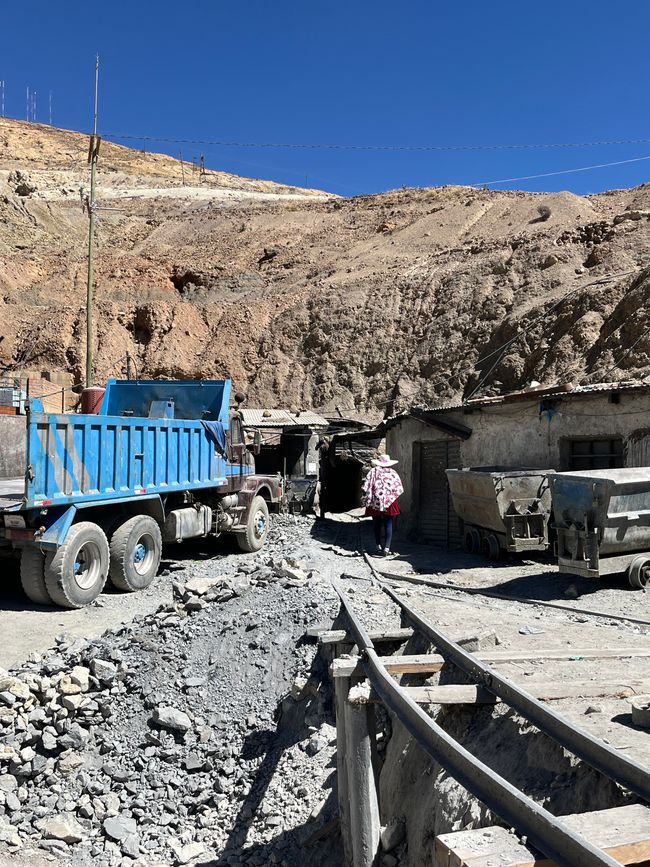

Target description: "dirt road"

left=1, top=515, right=648, bottom=866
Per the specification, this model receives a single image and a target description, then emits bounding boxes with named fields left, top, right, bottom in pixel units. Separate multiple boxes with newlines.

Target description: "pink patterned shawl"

left=363, top=467, right=404, bottom=512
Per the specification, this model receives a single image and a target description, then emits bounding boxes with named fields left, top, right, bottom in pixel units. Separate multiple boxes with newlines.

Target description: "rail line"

left=328, top=549, right=650, bottom=867
left=377, top=565, right=650, bottom=629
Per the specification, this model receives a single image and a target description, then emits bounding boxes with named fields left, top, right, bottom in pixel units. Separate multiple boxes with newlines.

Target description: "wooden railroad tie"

left=434, top=804, right=650, bottom=866
left=331, top=647, right=650, bottom=679
left=346, top=681, right=650, bottom=706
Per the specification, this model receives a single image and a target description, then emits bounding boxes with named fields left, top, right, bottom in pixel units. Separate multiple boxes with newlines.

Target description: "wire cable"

left=473, top=154, right=650, bottom=187
left=101, top=132, right=650, bottom=153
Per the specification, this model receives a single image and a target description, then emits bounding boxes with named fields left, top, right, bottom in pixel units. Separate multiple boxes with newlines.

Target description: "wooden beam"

left=331, top=647, right=650, bottom=678
left=344, top=699, right=381, bottom=867
left=334, top=676, right=353, bottom=866
left=319, top=627, right=414, bottom=646
left=434, top=804, right=650, bottom=867
left=347, top=681, right=650, bottom=706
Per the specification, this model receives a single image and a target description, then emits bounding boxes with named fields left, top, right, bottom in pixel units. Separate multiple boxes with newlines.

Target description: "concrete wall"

left=0, top=416, right=26, bottom=480
left=387, top=389, right=650, bottom=540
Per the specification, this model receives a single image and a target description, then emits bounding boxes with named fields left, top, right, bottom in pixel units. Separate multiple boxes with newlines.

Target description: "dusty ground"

left=1, top=117, right=650, bottom=416
left=0, top=515, right=648, bottom=866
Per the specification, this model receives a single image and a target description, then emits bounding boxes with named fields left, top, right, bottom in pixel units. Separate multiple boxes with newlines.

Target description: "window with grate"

left=566, top=438, right=624, bottom=471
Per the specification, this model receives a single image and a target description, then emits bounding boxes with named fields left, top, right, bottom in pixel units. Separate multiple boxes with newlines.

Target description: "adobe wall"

left=387, top=391, right=650, bottom=539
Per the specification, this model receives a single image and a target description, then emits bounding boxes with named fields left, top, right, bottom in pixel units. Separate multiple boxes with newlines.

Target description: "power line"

left=101, top=132, right=650, bottom=153
left=473, top=154, right=650, bottom=187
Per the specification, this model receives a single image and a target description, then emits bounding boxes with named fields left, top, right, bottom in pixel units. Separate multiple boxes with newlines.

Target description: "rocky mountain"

left=1, top=116, right=649, bottom=418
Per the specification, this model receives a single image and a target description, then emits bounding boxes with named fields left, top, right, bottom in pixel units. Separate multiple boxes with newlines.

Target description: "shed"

left=241, top=408, right=329, bottom=511
left=386, top=381, right=650, bottom=545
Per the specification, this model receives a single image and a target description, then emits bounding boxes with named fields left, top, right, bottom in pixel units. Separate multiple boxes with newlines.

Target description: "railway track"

left=325, top=547, right=650, bottom=867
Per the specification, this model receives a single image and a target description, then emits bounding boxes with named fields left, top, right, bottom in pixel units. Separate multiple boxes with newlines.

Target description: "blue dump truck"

left=0, top=379, right=282, bottom=609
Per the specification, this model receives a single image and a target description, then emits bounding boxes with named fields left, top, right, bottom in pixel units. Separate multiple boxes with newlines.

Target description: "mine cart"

left=551, top=468, right=650, bottom=588
left=446, top=467, right=554, bottom=558
left=0, top=380, right=281, bottom=608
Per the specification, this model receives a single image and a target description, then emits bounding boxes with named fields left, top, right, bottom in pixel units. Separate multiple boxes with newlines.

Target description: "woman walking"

left=363, top=454, right=404, bottom=556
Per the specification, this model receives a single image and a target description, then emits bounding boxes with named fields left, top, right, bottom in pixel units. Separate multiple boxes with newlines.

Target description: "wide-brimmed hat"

left=372, top=454, right=398, bottom=467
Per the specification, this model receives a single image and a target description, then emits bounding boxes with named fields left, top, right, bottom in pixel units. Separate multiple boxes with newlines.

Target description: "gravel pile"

left=0, top=516, right=342, bottom=867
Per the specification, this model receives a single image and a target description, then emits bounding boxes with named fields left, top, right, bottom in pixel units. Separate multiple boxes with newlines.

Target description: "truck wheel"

left=44, top=522, right=109, bottom=609
left=464, top=526, right=480, bottom=554
left=237, top=496, right=269, bottom=553
left=628, top=556, right=650, bottom=590
left=110, top=515, right=162, bottom=591
left=20, top=548, right=51, bottom=605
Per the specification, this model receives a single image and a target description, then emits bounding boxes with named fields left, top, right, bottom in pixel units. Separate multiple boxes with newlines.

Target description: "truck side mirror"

left=254, top=430, right=262, bottom=456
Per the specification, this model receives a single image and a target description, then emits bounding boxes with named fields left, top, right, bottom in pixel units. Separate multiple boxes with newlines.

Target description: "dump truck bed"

left=0, top=379, right=242, bottom=513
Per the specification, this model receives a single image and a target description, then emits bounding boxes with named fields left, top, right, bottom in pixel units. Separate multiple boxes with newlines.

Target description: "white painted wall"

left=387, top=390, right=650, bottom=539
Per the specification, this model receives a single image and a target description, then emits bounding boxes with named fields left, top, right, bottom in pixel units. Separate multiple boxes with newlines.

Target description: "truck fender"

left=32, top=505, right=77, bottom=551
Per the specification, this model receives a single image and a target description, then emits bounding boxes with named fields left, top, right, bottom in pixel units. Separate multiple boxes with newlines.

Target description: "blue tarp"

left=201, top=420, right=227, bottom=455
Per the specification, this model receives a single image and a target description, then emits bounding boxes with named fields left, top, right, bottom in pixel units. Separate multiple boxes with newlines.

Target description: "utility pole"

left=0, top=80, right=4, bottom=117
left=26, top=86, right=29, bottom=121
left=179, top=149, right=186, bottom=185
left=49, top=90, right=52, bottom=126
left=86, top=54, right=100, bottom=388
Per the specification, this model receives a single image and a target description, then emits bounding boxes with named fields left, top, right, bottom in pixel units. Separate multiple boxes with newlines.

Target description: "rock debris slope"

left=0, top=516, right=342, bottom=867
left=1, top=116, right=650, bottom=414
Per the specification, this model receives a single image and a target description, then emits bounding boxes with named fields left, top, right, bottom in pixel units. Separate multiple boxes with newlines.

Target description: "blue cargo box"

left=4, top=380, right=248, bottom=511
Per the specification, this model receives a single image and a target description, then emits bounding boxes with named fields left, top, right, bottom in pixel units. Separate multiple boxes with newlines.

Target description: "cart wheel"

left=237, top=496, right=269, bottom=553
left=20, top=548, right=52, bottom=605
left=464, top=526, right=480, bottom=554
left=110, top=515, right=162, bottom=591
left=628, top=556, right=650, bottom=590
left=44, top=522, right=109, bottom=609
left=481, top=533, right=500, bottom=560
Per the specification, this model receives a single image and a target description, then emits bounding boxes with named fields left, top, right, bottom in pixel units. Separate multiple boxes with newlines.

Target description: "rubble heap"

left=0, top=517, right=341, bottom=867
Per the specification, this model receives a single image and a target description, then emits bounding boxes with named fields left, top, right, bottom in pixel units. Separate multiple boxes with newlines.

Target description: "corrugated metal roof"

left=389, top=380, right=650, bottom=422
left=241, top=408, right=329, bottom=428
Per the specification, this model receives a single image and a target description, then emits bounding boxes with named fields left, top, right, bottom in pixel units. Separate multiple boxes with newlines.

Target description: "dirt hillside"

left=1, top=117, right=649, bottom=418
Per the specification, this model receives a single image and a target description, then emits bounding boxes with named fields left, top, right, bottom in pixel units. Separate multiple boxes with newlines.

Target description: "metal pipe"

left=380, top=582, right=650, bottom=802
left=332, top=580, right=620, bottom=867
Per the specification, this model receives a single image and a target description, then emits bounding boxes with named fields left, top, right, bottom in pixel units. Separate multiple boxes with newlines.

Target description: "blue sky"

left=2, top=1, right=649, bottom=197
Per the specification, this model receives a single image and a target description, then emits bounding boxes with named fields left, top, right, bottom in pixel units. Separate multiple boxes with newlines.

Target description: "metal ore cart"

left=446, top=466, right=554, bottom=558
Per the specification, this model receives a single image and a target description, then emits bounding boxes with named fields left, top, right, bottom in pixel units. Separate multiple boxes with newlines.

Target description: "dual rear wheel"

left=20, top=516, right=162, bottom=609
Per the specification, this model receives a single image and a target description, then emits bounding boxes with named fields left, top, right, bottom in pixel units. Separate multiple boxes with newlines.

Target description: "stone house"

left=385, top=381, right=650, bottom=544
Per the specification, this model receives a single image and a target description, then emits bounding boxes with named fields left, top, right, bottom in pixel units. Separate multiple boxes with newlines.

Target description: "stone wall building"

left=386, top=382, right=650, bottom=544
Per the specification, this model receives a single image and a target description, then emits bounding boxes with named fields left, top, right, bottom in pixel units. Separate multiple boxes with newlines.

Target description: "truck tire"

left=237, top=496, right=269, bottom=553
left=464, top=526, right=480, bottom=554
left=109, top=515, right=162, bottom=591
left=44, top=522, right=109, bottom=609
left=20, top=548, right=52, bottom=606
left=628, top=556, right=650, bottom=589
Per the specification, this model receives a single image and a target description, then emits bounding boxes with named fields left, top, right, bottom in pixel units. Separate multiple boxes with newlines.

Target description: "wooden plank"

left=331, top=647, right=650, bottom=678
left=334, top=676, right=352, bottom=866
left=345, top=699, right=380, bottom=867
left=319, top=627, right=414, bottom=646
left=434, top=805, right=650, bottom=867
left=349, top=681, right=650, bottom=706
